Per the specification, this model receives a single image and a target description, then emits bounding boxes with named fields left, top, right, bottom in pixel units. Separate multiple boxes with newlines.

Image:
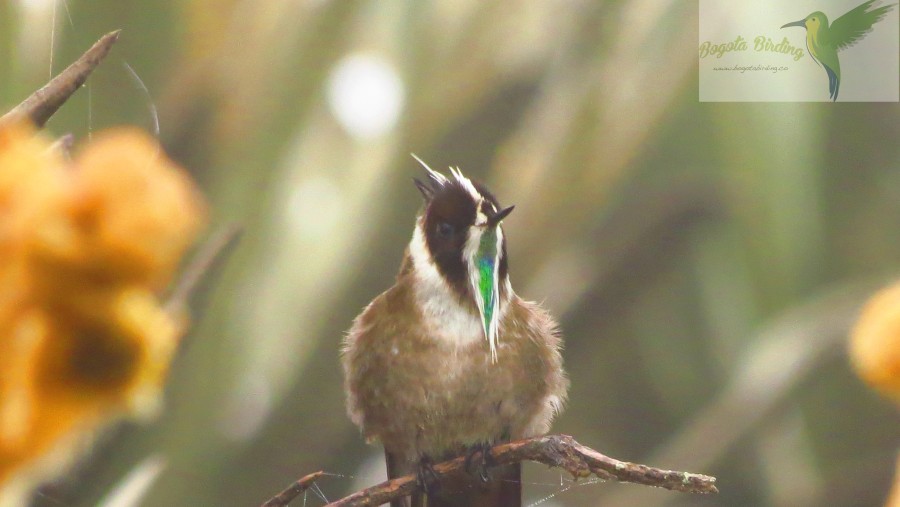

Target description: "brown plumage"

left=341, top=161, right=568, bottom=507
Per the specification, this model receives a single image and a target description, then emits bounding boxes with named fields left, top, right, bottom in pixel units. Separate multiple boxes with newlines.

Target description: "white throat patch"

left=408, top=219, right=484, bottom=347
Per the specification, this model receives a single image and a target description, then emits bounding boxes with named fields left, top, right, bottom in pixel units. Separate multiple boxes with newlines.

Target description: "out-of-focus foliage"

left=0, top=122, right=205, bottom=506
left=1, top=0, right=898, bottom=506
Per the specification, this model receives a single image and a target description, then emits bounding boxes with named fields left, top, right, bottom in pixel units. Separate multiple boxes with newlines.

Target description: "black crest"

left=411, top=160, right=510, bottom=302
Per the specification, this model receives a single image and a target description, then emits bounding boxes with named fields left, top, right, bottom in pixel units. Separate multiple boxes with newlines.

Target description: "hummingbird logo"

left=782, top=0, right=896, bottom=101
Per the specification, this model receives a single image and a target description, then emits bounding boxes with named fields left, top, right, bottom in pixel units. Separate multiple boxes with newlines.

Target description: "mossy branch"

left=260, top=434, right=718, bottom=507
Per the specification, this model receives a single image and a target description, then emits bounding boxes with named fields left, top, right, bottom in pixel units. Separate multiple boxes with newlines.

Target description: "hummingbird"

left=782, top=0, right=896, bottom=101
left=341, top=156, right=568, bottom=507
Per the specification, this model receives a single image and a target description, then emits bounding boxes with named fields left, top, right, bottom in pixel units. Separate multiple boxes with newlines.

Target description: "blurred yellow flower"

left=850, top=281, right=900, bottom=507
left=850, top=282, right=900, bottom=402
left=0, top=122, right=206, bottom=506
left=889, top=454, right=900, bottom=507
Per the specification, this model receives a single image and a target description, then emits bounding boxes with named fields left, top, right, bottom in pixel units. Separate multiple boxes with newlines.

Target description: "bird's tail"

left=425, top=462, right=521, bottom=507
left=387, top=449, right=522, bottom=507
left=825, top=65, right=840, bottom=101
left=386, top=450, right=412, bottom=507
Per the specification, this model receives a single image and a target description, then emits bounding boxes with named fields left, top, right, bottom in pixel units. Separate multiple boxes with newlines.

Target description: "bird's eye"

left=436, top=221, right=454, bottom=238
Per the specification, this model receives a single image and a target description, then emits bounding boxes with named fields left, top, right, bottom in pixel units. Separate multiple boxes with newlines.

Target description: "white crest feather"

left=449, top=166, right=482, bottom=204
left=411, top=153, right=449, bottom=186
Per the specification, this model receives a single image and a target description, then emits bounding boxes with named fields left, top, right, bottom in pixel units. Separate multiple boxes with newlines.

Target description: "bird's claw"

left=464, top=442, right=494, bottom=484
left=416, top=456, right=441, bottom=495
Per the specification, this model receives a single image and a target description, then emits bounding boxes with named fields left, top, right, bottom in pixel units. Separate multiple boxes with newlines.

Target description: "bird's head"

left=782, top=11, right=829, bottom=33
left=409, top=155, right=513, bottom=359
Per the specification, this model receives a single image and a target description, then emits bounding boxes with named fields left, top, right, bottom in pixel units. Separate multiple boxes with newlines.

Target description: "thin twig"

left=262, top=434, right=717, bottom=507
left=260, top=471, right=325, bottom=507
left=164, top=223, right=243, bottom=317
left=0, top=30, right=121, bottom=128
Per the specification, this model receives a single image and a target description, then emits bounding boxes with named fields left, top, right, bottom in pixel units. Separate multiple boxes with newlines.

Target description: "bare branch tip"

left=1, top=28, right=124, bottom=128
left=260, top=471, right=326, bottom=507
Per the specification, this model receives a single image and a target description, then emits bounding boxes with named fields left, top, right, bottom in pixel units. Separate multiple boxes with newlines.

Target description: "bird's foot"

left=464, top=442, right=494, bottom=484
left=416, top=456, right=441, bottom=496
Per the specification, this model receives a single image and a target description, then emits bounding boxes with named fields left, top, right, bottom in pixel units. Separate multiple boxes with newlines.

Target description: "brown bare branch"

left=261, top=434, right=717, bottom=507
left=1, top=30, right=121, bottom=128
left=260, top=471, right=326, bottom=507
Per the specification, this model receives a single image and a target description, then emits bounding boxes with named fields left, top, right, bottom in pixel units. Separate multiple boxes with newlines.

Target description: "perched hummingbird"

left=782, top=0, right=896, bottom=101
left=341, top=157, right=568, bottom=507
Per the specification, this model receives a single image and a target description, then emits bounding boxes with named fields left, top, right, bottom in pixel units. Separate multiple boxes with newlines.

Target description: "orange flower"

left=888, top=452, right=900, bottom=507
left=850, top=282, right=900, bottom=402
left=27, top=128, right=207, bottom=299
left=0, top=122, right=206, bottom=505
left=850, top=282, right=900, bottom=507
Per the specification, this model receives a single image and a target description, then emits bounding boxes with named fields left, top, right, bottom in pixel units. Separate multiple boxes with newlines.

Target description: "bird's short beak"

left=781, top=19, right=806, bottom=29
left=487, top=205, right=515, bottom=228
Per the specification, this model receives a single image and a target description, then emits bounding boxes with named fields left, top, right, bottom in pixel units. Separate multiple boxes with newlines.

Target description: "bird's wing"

left=830, top=0, right=896, bottom=51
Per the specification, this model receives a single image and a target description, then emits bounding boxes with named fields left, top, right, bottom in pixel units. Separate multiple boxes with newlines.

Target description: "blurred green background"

left=2, top=0, right=899, bottom=506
